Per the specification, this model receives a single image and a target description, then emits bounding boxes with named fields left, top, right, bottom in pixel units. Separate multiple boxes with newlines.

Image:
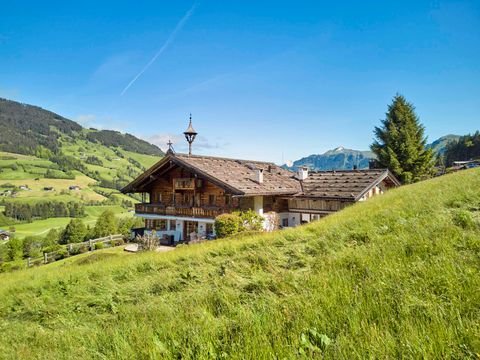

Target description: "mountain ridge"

left=0, top=98, right=163, bottom=157
left=286, top=136, right=460, bottom=171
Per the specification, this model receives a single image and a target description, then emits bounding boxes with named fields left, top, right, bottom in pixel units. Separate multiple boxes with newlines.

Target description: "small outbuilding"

left=0, top=230, right=10, bottom=241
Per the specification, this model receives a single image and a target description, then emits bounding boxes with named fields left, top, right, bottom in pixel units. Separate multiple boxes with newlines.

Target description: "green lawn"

left=0, top=169, right=478, bottom=359
left=10, top=205, right=131, bottom=238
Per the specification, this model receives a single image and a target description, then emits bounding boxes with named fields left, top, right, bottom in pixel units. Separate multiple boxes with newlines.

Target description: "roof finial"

left=166, top=139, right=175, bottom=155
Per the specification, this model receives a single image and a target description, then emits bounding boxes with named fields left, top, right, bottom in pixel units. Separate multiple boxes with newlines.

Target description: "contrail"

left=121, top=3, right=196, bottom=96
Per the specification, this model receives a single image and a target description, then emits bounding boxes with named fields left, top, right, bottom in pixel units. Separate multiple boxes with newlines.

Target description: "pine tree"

left=371, top=95, right=434, bottom=183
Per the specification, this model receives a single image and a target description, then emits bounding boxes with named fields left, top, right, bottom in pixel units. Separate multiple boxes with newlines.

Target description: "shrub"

left=234, top=209, right=264, bottom=231
left=214, top=213, right=242, bottom=238
left=136, top=232, right=158, bottom=251
left=94, top=242, right=105, bottom=250
left=110, top=238, right=125, bottom=247
left=78, top=245, right=89, bottom=254
left=55, top=248, right=69, bottom=260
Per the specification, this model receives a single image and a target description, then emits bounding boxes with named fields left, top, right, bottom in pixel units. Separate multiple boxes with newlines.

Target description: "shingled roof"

left=121, top=153, right=301, bottom=196
left=121, top=153, right=400, bottom=199
left=297, top=169, right=400, bottom=200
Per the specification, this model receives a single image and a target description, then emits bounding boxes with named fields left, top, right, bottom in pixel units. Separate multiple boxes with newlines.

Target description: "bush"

left=110, top=238, right=125, bottom=247
left=136, top=232, right=158, bottom=251
left=78, top=245, right=89, bottom=254
left=214, top=214, right=242, bottom=238
left=235, top=209, right=264, bottom=231
left=55, top=248, right=69, bottom=260
left=94, top=242, right=104, bottom=250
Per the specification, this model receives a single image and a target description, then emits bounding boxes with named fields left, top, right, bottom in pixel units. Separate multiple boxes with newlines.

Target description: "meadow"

left=10, top=205, right=131, bottom=238
left=0, top=148, right=157, bottom=238
left=0, top=168, right=478, bottom=359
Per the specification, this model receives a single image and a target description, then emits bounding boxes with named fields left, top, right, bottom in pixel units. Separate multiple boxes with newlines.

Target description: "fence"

left=27, top=234, right=124, bottom=267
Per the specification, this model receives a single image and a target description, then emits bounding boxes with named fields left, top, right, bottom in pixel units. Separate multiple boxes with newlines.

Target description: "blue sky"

left=1, top=1, right=479, bottom=163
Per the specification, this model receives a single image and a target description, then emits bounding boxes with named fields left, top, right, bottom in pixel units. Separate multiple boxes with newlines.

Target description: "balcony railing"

left=135, top=203, right=229, bottom=219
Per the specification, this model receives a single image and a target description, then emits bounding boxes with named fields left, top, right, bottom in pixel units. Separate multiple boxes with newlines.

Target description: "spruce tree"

left=371, top=95, right=434, bottom=183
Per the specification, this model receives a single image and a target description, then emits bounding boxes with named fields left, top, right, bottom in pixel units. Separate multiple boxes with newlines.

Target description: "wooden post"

left=27, top=257, right=31, bottom=267
left=44, top=252, right=48, bottom=264
left=68, top=244, right=72, bottom=254
left=89, top=239, right=93, bottom=251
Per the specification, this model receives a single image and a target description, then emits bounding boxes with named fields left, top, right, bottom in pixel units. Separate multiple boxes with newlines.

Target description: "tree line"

left=444, top=131, right=480, bottom=166
left=0, top=210, right=144, bottom=269
left=4, top=201, right=85, bottom=221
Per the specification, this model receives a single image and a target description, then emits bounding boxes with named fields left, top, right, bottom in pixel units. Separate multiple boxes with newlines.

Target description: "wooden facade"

left=122, top=153, right=400, bottom=242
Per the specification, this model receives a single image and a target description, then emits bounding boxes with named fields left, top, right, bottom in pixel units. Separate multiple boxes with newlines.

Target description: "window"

left=153, top=219, right=167, bottom=231
left=225, top=195, right=231, bottom=206
left=209, top=194, right=216, bottom=206
left=282, top=218, right=288, bottom=227
left=170, top=220, right=176, bottom=231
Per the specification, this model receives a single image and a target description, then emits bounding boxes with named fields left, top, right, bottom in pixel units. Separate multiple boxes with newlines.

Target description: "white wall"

left=254, top=196, right=264, bottom=216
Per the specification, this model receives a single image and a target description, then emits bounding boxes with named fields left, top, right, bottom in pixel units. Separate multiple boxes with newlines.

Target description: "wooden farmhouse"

left=121, top=120, right=400, bottom=243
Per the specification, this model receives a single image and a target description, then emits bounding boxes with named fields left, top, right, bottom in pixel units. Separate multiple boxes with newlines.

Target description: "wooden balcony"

left=135, top=203, right=229, bottom=219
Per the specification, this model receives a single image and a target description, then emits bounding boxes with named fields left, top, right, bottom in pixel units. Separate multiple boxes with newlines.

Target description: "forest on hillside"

left=0, top=98, right=163, bottom=156
left=444, top=131, right=480, bottom=165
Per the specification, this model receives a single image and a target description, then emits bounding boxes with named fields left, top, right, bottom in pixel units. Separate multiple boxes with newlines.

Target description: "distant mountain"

left=0, top=97, right=163, bottom=191
left=286, top=135, right=462, bottom=171
left=285, top=147, right=375, bottom=171
left=426, top=134, right=461, bottom=155
left=0, top=98, right=163, bottom=157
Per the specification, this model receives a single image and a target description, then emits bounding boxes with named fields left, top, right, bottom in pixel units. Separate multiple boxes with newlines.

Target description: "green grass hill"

left=0, top=169, right=478, bottom=359
left=0, top=98, right=163, bottom=237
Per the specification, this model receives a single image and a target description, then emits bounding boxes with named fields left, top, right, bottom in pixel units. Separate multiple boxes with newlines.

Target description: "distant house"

left=43, top=186, right=54, bottom=191
left=69, top=185, right=81, bottom=191
left=121, top=121, right=400, bottom=243
left=0, top=230, right=10, bottom=241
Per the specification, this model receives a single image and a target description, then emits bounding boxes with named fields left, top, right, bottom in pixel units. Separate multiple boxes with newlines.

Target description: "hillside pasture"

left=0, top=169, right=478, bottom=359
left=10, top=205, right=132, bottom=238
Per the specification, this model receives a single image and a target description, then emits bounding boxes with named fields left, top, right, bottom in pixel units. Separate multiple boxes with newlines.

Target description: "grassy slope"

left=0, top=147, right=159, bottom=237
left=0, top=170, right=479, bottom=359
left=11, top=205, right=131, bottom=238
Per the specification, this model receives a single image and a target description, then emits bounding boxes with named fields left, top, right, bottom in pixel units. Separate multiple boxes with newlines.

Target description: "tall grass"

left=0, top=169, right=479, bottom=359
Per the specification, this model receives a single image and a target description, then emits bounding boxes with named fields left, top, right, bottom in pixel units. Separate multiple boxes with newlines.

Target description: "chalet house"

left=121, top=120, right=400, bottom=243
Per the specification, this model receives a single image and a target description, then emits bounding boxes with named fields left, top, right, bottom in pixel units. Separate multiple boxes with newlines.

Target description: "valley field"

left=0, top=149, right=158, bottom=238
left=0, top=169, right=478, bottom=359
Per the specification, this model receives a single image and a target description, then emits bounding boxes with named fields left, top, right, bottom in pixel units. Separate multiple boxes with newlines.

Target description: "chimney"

left=255, top=169, right=264, bottom=184
left=297, top=167, right=308, bottom=180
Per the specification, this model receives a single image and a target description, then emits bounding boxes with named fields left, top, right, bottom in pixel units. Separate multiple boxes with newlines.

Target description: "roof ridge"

left=175, top=152, right=277, bottom=165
